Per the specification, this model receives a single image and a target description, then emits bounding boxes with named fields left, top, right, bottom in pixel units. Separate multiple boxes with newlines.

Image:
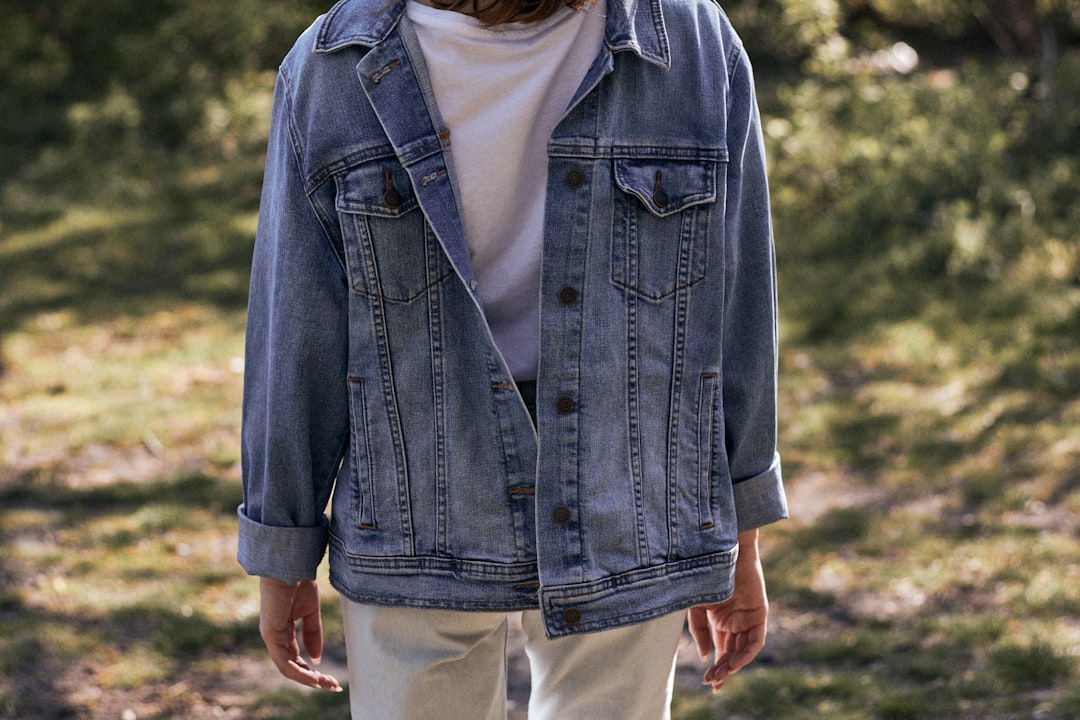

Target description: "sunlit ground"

left=2, top=302, right=1077, bottom=718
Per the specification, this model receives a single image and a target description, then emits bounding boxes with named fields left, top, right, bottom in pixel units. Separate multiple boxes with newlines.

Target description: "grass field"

left=2, top=46, right=1078, bottom=719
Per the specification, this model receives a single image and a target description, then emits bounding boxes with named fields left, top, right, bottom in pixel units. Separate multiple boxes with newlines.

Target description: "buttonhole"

left=369, top=60, right=401, bottom=84
left=420, top=169, right=446, bottom=186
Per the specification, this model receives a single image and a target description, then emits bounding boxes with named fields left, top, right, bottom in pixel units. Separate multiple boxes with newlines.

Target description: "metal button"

left=562, top=608, right=582, bottom=625
left=652, top=170, right=669, bottom=209
left=555, top=396, right=575, bottom=414
left=558, top=286, right=579, bottom=305
left=382, top=168, right=404, bottom=209
left=565, top=170, right=585, bottom=188
left=551, top=506, right=572, bottom=525
left=383, top=188, right=403, bottom=209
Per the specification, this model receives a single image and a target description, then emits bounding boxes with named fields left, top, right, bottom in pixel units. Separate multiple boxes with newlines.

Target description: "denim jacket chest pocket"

left=611, top=158, right=720, bottom=301
left=335, top=159, right=456, bottom=303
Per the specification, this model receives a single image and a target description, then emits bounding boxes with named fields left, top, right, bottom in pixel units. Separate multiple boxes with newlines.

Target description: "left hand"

left=687, top=529, right=768, bottom=693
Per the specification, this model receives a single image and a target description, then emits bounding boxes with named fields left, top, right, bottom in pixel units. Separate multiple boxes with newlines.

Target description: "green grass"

left=0, top=470, right=350, bottom=718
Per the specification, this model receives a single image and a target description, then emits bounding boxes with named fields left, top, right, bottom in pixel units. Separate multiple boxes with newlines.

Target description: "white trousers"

left=340, top=601, right=686, bottom=720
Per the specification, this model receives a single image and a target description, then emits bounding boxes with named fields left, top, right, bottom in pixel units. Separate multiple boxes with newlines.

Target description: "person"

left=238, top=0, right=788, bottom=715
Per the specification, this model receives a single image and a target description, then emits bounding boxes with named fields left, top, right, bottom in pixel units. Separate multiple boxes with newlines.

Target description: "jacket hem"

left=538, top=547, right=739, bottom=638
left=326, top=540, right=740, bottom=638
left=327, top=536, right=542, bottom=611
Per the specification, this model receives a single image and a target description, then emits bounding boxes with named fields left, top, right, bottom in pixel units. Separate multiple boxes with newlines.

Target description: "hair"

left=427, top=0, right=587, bottom=26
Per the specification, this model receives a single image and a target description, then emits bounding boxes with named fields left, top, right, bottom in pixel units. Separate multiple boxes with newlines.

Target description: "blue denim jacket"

left=238, top=0, right=787, bottom=638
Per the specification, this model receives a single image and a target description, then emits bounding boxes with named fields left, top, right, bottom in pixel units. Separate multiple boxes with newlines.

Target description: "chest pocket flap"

left=614, top=158, right=717, bottom=217
left=336, top=161, right=419, bottom=218
left=335, top=160, right=452, bottom=303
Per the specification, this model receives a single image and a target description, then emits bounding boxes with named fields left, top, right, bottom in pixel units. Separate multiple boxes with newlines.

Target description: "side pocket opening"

left=697, top=373, right=719, bottom=531
left=347, top=376, right=378, bottom=530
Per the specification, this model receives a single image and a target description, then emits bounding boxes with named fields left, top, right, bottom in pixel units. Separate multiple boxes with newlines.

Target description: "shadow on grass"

left=0, top=131, right=264, bottom=395
left=0, top=472, right=354, bottom=719
left=673, top=614, right=1077, bottom=720
left=0, top=596, right=352, bottom=720
left=0, top=157, right=260, bottom=337
left=248, top=688, right=353, bottom=720
left=0, top=472, right=242, bottom=518
left=0, top=595, right=351, bottom=720
left=0, top=599, right=255, bottom=719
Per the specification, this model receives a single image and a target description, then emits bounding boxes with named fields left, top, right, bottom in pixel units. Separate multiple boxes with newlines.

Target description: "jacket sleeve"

left=721, top=41, right=788, bottom=533
left=237, top=64, right=351, bottom=584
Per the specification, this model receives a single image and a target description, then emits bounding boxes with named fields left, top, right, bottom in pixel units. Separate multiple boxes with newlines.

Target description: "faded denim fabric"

left=238, top=0, right=787, bottom=638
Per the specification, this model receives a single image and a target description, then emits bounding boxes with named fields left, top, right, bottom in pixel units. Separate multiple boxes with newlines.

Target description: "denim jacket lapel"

left=356, top=25, right=480, bottom=304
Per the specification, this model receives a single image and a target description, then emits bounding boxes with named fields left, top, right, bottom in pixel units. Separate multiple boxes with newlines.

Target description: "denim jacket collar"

left=313, top=0, right=671, bottom=69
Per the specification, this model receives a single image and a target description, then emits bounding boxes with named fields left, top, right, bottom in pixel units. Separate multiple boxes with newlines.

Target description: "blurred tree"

left=723, top=0, right=1080, bottom=63
left=5, top=0, right=1077, bottom=171
left=0, top=0, right=330, bottom=174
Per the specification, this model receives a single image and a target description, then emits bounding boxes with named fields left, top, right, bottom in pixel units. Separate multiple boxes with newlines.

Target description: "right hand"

left=258, top=577, right=343, bottom=692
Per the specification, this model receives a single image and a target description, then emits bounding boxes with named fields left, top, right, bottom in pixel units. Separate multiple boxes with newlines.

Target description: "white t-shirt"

left=406, top=0, right=607, bottom=380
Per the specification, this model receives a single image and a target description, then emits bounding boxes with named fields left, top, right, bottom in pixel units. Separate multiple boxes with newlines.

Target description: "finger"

left=268, top=626, right=338, bottom=691
left=686, top=608, right=714, bottom=661
left=703, top=629, right=746, bottom=681
left=704, top=625, right=766, bottom=687
left=282, top=659, right=343, bottom=691
left=285, top=658, right=342, bottom=692
left=300, top=607, right=325, bottom=665
left=261, top=619, right=301, bottom=665
left=268, top=641, right=342, bottom=691
left=710, top=611, right=733, bottom=664
left=706, top=634, right=747, bottom=679
left=726, top=624, right=766, bottom=675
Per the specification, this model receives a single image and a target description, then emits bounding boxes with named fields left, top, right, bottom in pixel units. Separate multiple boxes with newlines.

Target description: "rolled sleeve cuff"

left=733, top=453, right=788, bottom=532
left=237, top=505, right=329, bottom=584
